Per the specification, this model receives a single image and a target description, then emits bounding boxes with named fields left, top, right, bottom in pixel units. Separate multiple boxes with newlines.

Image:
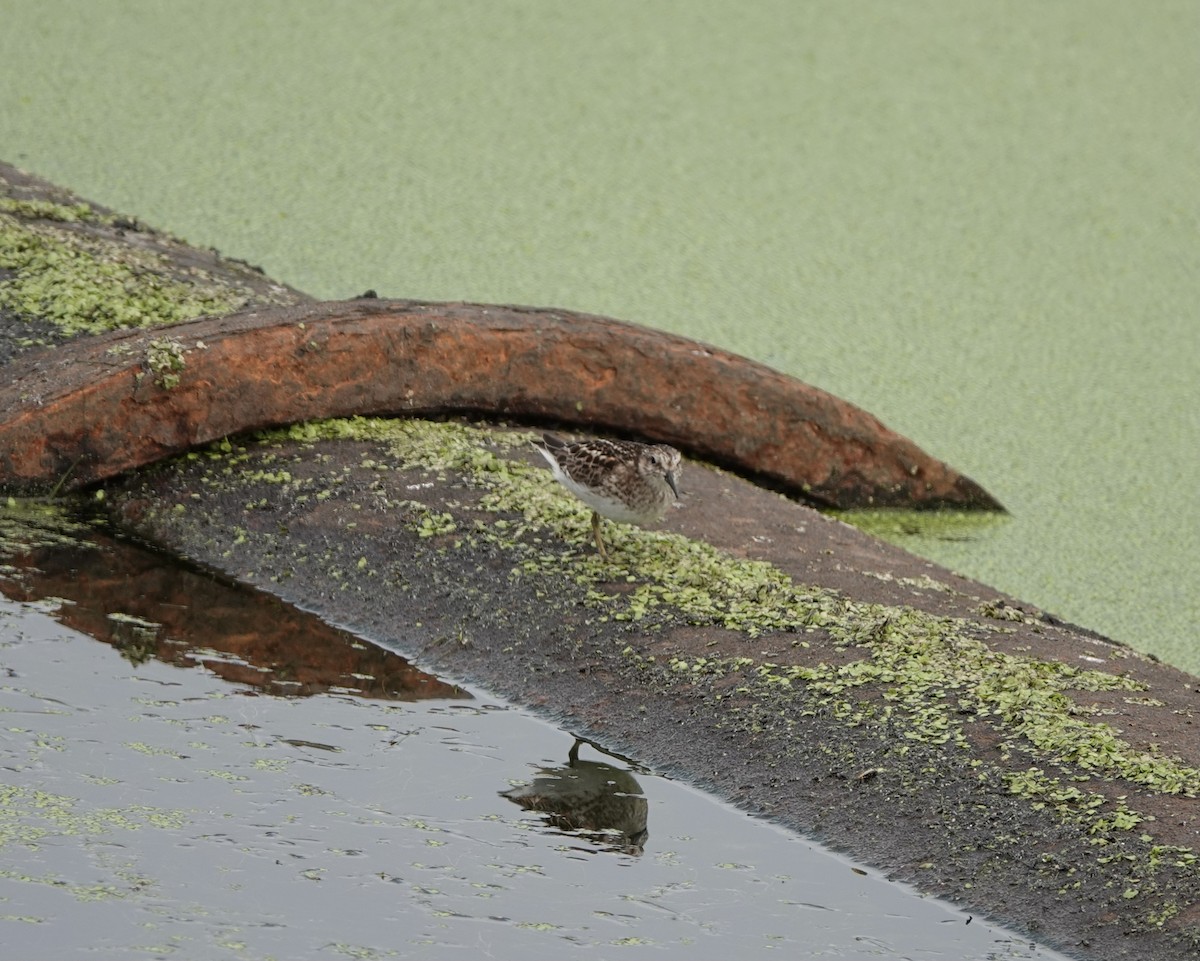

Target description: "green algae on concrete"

left=142, top=337, right=192, bottom=390
left=0, top=208, right=245, bottom=342
left=174, top=418, right=1200, bottom=796
left=0, top=167, right=306, bottom=362
left=261, top=417, right=852, bottom=636
left=0, top=196, right=109, bottom=226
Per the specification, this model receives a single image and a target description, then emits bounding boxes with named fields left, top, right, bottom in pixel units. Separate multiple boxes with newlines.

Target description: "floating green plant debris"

left=0, top=783, right=188, bottom=852
left=0, top=499, right=97, bottom=556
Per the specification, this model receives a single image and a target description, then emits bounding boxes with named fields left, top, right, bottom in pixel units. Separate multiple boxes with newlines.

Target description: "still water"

left=0, top=519, right=1065, bottom=959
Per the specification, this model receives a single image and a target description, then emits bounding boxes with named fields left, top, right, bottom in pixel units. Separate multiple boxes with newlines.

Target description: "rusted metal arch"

left=0, top=299, right=1002, bottom=510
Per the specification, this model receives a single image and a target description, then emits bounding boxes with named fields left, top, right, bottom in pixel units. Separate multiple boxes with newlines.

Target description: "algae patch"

left=0, top=196, right=109, bottom=225
left=142, top=337, right=196, bottom=390
left=265, top=417, right=850, bottom=637
left=0, top=784, right=188, bottom=852
left=179, top=418, right=1199, bottom=798
left=0, top=195, right=259, bottom=345
left=0, top=498, right=99, bottom=556
left=0, top=212, right=241, bottom=339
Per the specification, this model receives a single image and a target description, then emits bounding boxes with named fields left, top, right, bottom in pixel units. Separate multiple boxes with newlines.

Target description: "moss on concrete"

left=0, top=210, right=245, bottom=341
left=176, top=418, right=1200, bottom=804
left=0, top=168, right=305, bottom=360
left=0, top=196, right=109, bottom=225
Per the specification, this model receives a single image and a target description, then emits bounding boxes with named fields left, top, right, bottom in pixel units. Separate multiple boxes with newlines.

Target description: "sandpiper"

left=533, top=433, right=682, bottom=561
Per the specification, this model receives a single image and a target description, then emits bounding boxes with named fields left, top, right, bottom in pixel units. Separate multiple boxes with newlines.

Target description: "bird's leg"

left=590, top=510, right=610, bottom=561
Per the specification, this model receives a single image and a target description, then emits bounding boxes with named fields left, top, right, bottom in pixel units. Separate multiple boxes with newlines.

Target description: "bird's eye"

left=648, top=454, right=660, bottom=466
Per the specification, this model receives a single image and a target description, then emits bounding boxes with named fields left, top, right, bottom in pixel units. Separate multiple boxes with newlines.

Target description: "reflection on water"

left=502, top=738, right=649, bottom=855
left=0, top=510, right=467, bottom=702
left=0, top=500, right=1067, bottom=960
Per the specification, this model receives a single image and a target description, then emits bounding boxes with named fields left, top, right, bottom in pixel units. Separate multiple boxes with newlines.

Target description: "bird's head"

left=639, top=445, right=682, bottom=499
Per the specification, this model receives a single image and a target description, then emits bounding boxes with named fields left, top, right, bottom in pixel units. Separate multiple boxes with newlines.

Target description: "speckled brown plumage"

left=533, top=433, right=682, bottom=560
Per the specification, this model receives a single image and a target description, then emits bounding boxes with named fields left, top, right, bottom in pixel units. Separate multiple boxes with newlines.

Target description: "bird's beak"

left=666, top=472, right=680, bottom=500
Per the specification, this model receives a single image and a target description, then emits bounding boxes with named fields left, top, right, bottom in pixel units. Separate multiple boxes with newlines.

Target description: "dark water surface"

left=0, top=516, right=1066, bottom=960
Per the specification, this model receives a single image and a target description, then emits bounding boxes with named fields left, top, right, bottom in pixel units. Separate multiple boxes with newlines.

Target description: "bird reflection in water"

left=501, top=738, right=649, bottom=855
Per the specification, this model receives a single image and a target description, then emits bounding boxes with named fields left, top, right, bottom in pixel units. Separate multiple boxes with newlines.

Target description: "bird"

left=532, top=433, right=682, bottom=561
